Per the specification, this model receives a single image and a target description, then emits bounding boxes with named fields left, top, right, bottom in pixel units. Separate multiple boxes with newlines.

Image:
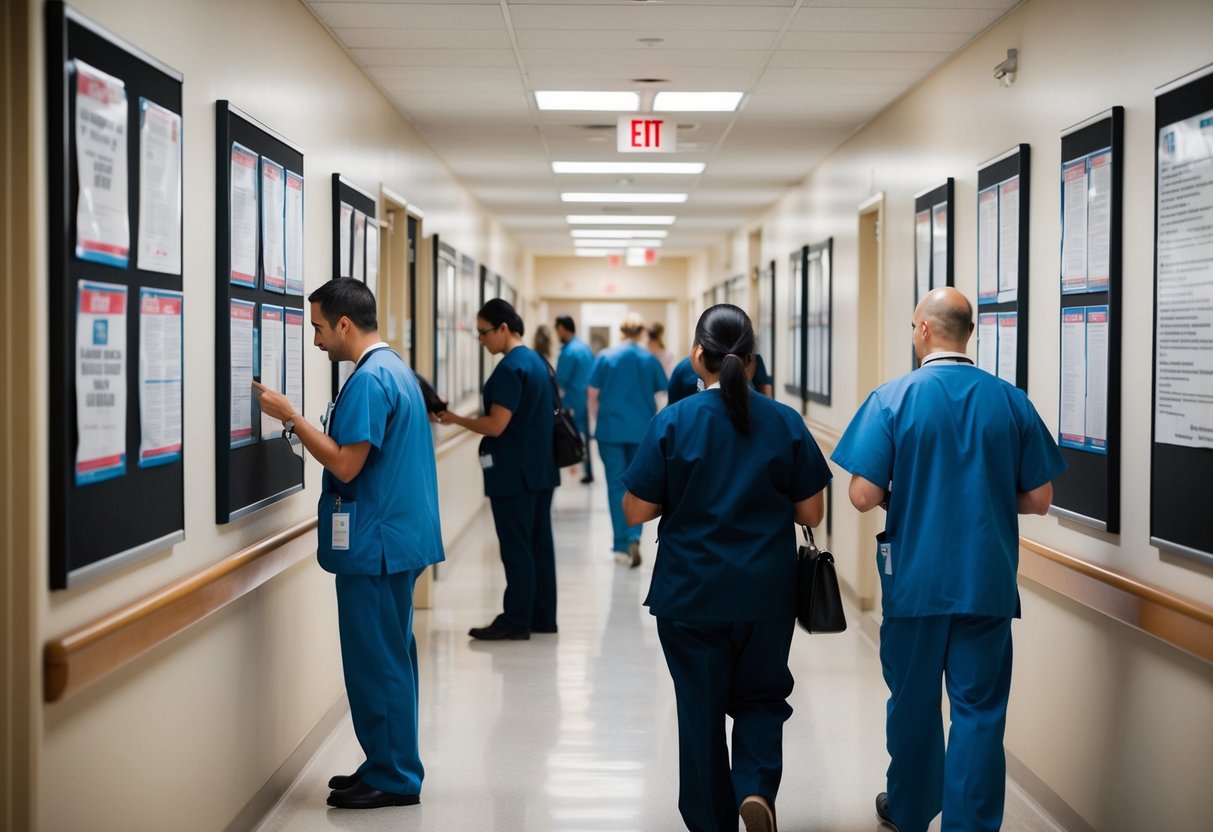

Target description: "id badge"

left=878, top=539, right=892, bottom=575
left=480, top=453, right=494, bottom=469
left=332, top=513, right=350, bottom=550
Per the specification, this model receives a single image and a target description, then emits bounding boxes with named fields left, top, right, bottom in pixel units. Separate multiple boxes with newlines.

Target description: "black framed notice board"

left=975, top=145, right=1031, bottom=391
left=1151, top=65, right=1213, bottom=566
left=331, top=173, right=377, bottom=398
left=805, top=238, right=833, bottom=407
left=785, top=246, right=807, bottom=401
left=1051, top=107, right=1124, bottom=534
left=47, top=2, right=185, bottom=588
left=214, top=101, right=305, bottom=524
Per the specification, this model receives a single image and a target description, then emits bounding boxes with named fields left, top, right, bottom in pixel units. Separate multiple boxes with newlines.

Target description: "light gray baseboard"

left=224, top=693, right=350, bottom=832
left=1006, top=751, right=1098, bottom=832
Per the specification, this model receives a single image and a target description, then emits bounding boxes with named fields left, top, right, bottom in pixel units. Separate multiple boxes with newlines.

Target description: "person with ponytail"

left=433, top=299, right=559, bottom=641
left=619, top=304, right=832, bottom=832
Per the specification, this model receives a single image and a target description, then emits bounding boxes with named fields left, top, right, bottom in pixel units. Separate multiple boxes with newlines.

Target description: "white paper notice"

left=931, top=203, right=948, bottom=289
left=998, top=177, right=1020, bottom=303
left=366, top=221, right=380, bottom=298
left=230, top=143, right=259, bottom=287
left=1061, top=159, right=1089, bottom=293
left=1155, top=108, right=1213, bottom=449
left=1084, top=306, right=1109, bottom=452
left=138, top=288, right=183, bottom=467
left=1059, top=308, right=1087, bottom=450
left=915, top=210, right=931, bottom=301
left=977, top=187, right=999, bottom=303
left=977, top=313, right=998, bottom=376
left=284, top=170, right=305, bottom=295
left=997, top=312, right=1018, bottom=386
left=74, top=60, right=130, bottom=268
left=261, top=157, right=286, bottom=293
left=284, top=308, right=304, bottom=419
left=136, top=98, right=182, bottom=275
left=1086, top=150, right=1113, bottom=290
left=260, top=305, right=285, bottom=438
left=352, top=210, right=367, bottom=281
left=230, top=299, right=255, bottom=446
left=75, top=281, right=128, bottom=485
left=339, top=202, right=353, bottom=278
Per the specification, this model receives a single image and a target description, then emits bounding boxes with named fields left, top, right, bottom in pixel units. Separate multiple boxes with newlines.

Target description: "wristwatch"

left=282, top=416, right=296, bottom=438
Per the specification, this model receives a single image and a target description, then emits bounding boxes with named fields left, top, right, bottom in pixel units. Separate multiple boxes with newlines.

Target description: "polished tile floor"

left=256, top=472, right=1066, bottom=832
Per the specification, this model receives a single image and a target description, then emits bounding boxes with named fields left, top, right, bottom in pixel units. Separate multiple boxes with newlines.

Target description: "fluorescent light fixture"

left=552, top=161, right=705, bottom=175
left=535, top=91, right=639, bottom=111
left=653, top=91, right=744, bottom=112
left=571, top=229, right=668, bottom=239
left=574, top=249, right=615, bottom=257
left=574, top=239, right=662, bottom=248
left=561, top=192, right=687, bottom=204
left=566, top=215, right=676, bottom=225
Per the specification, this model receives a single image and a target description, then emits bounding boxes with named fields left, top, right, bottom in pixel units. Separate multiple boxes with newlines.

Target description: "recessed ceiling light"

left=535, top=91, right=639, bottom=111
left=561, top=193, right=687, bottom=203
left=570, top=229, right=668, bottom=238
left=573, top=239, right=663, bottom=248
left=566, top=215, right=676, bottom=225
left=574, top=249, right=615, bottom=257
left=552, top=161, right=705, bottom=175
left=653, top=91, right=744, bottom=112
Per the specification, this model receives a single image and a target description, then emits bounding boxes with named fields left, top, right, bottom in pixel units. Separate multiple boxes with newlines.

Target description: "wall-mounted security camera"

left=994, top=48, right=1018, bottom=87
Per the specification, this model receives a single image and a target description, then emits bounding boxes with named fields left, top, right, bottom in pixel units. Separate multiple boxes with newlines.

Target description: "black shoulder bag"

left=543, top=358, right=586, bottom=468
left=796, top=525, right=847, bottom=634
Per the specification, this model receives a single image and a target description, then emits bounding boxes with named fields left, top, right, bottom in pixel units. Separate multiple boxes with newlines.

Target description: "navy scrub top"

left=480, top=345, right=559, bottom=498
left=667, top=354, right=774, bottom=405
left=621, top=390, right=832, bottom=621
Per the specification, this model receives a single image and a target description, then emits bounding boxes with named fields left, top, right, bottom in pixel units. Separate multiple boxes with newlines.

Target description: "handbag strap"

left=541, top=357, right=563, bottom=417
left=800, top=525, right=819, bottom=555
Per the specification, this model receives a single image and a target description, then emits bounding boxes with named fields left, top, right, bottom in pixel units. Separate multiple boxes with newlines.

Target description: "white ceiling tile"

left=788, top=6, right=1007, bottom=33
left=352, top=48, right=517, bottom=67
left=759, top=67, right=928, bottom=87
left=515, top=29, right=778, bottom=51
left=309, top=3, right=504, bottom=29
left=333, top=28, right=512, bottom=49
left=804, top=0, right=1016, bottom=8
left=520, top=48, right=767, bottom=68
left=508, top=5, right=793, bottom=31
left=769, top=50, right=950, bottom=71
left=778, top=30, right=970, bottom=51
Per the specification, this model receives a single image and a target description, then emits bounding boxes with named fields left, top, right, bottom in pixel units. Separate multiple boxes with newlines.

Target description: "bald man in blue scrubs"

left=831, top=287, right=1065, bottom=832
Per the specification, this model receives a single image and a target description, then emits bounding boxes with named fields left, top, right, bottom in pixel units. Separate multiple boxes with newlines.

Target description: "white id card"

left=332, top=513, right=350, bottom=550
left=879, top=540, right=892, bottom=575
left=479, top=453, right=493, bottom=469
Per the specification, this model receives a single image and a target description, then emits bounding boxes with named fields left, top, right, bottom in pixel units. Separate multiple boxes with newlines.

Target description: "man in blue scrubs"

left=255, top=278, right=444, bottom=810
left=586, top=314, right=668, bottom=567
left=668, top=353, right=774, bottom=404
left=555, top=315, right=595, bottom=483
left=831, top=287, right=1065, bottom=832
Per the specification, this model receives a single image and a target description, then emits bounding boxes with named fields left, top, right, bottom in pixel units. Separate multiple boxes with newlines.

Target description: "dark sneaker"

left=739, top=795, right=776, bottom=832
left=876, top=792, right=898, bottom=830
left=627, top=540, right=641, bottom=568
left=468, top=623, right=529, bottom=640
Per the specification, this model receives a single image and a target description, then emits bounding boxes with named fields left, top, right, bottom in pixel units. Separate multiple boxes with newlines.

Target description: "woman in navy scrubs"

left=434, top=299, right=559, bottom=640
left=621, top=305, right=831, bottom=832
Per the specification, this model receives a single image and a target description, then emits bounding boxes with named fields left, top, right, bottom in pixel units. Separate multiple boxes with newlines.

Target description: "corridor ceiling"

left=303, top=0, right=1021, bottom=256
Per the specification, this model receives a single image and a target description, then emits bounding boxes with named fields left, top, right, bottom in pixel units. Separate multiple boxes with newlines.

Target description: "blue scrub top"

left=831, top=364, right=1066, bottom=618
left=555, top=335, right=594, bottom=416
left=480, top=345, right=559, bottom=498
left=318, top=348, right=445, bottom=576
left=588, top=342, right=668, bottom=443
left=621, top=390, right=832, bottom=621
left=667, top=353, right=774, bottom=405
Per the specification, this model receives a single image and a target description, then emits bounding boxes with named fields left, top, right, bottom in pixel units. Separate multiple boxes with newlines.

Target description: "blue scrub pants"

left=575, top=412, right=594, bottom=480
left=489, top=488, right=557, bottom=633
left=880, top=615, right=1013, bottom=832
left=335, top=569, right=425, bottom=796
left=656, top=617, right=796, bottom=832
left=598, top=441, right=641, bottom=552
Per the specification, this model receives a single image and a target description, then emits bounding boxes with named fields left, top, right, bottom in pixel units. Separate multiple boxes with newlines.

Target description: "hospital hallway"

left=256, top=470, right=1065, bottom=832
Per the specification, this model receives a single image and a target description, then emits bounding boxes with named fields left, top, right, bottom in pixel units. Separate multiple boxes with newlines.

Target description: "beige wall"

left=18, top=0, right=507, bottom=828
left=730, top=0, right=1213, bottom=829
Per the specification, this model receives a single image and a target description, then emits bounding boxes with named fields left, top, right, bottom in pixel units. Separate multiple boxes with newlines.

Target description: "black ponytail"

left=478, top=298, right=525, bottom=336
left=694, top=304, right=755, bottom=434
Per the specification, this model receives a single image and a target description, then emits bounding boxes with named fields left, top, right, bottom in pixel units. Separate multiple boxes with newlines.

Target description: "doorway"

left=855, top=193, right=886, bottom=614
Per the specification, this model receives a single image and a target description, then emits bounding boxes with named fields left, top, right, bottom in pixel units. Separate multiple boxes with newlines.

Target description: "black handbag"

left=796, top=525, right=847, bottom=634
left=543, top=358, right=586, bottom=468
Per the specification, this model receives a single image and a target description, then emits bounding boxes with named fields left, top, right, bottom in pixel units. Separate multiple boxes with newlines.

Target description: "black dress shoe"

left=580, top=475, right=594, bottom=484
left=532, top=625, right=558, bottom=634
left=875, top=792, right=898, bottom=830
left=326, top=781, right=419, bottom=809
left=327, top=771, right=362, bottom=790
left=468, top=623, right=529, bottom=640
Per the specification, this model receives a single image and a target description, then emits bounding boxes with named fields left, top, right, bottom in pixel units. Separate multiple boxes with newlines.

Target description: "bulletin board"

left=785, top=246, right=807, bottom=401
left=1051, top=107, right=1123, bottom=533
left=913, top=179, right=955, bottom=303
left=214, top=101, right=305, bottom=524
left=756, top=259, right=776, bottom=385
left=1150, top=65, right=1213, bottom=566
left=432, top=237, right=458, bottom=404
left=330, top=174, right=377, bottom=398
left=975, top=145, right=1031, bottom=391
left=479, top=265, right=500, bottom=389
left=46, top=2, right=185, bottom=588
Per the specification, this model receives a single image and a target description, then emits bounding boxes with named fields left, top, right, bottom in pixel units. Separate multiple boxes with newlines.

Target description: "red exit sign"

left=617, top=116, right=677, bottom=153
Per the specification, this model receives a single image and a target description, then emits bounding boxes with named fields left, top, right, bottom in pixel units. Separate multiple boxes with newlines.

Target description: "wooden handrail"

left=1019, top=537, right=1213, bottom=665
left=44, top=518, right=318, bottom=703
